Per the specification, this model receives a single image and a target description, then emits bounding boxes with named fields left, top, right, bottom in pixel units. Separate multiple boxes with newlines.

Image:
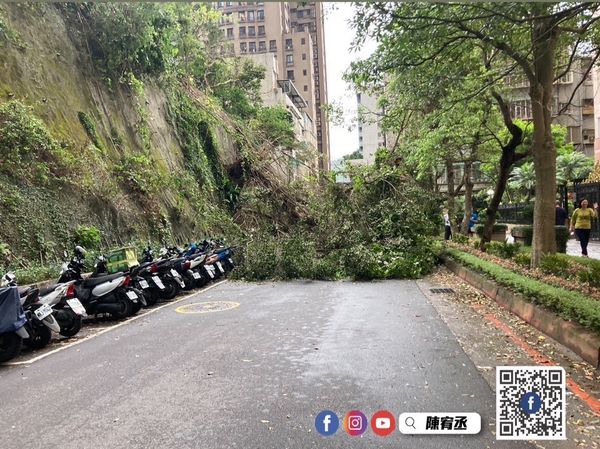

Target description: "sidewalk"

left=567, top=239, right=600, bottom=259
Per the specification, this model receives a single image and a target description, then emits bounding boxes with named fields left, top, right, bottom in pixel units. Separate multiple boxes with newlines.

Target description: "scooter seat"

left=82, top=273, right=124, bottom=288
left=38, top=284, right=58, bottom=296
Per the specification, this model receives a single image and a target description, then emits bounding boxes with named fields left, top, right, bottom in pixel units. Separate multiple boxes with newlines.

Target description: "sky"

left=323, top=2, right=377, bottom=162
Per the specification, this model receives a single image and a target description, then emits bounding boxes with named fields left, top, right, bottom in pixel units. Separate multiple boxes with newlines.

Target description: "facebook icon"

left=520, top=392, right=542, bottom=414
left=315, top=410, right=340, bottom=436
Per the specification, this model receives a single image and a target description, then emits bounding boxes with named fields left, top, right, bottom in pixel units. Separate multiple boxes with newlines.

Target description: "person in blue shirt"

left=468, top=209, right=479, bottom=236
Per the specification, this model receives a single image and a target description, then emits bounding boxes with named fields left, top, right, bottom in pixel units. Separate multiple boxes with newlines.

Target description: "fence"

left=497, top=203, right=533, bottom=225
left=574, top=182, right=600, bottom=240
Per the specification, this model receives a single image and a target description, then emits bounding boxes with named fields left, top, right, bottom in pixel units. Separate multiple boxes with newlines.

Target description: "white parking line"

left=3, top=280, right=228, bottom=366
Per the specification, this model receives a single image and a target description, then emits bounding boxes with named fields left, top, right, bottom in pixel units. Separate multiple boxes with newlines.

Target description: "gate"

left=574, top=182, right=600, bottom=240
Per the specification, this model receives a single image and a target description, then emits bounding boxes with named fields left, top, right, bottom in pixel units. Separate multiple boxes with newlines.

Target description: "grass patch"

left=446, top=247, right=600, bottom=335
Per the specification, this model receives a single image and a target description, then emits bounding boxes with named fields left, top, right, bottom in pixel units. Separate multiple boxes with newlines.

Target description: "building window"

left=298, top=24, right=304, bottom=32
left=303, top=69, right=307, bottom=76
left=298, top=10, right=304, bottom=18
left=269, top=40, right=277, bottom=51
left=248, top=10, right=255, bottom=22
left=286, top=54, right=293, bottom=65
left=239, top=26, right=246, bottom=37
left=511, top=99, right=532, bottom=119
left=304, top=85, right=308, bottom=92
left=257, top=9, right=264, bottom=20
left=248, top=26, right=255, bottom=37
left=556, top=71, right=572, bottom=84
left=306, top=9, right=311, bottom=17
left=226, top=1, right=232, bottom=5
left=258, top=41, right=266, bottom=52
left=301, top=37, right=306, bottom=45
left=217, top=2, right=224, bottom=8
left=238, top=11, right=246, bottom=22
left=249, top=41, right=256, bottom=53
left=583, top=128, right=595, bottom=143
left=226, top=28, right=234, bottom=39
left=302, top=53, right=306, bottom=60
left=285, top=38, right=293, bottom=50
left=258, top=25, right=265, bottom=36
left=287, top=70, right=294, bottom=80
left=240, top=42, right=247, bottom=53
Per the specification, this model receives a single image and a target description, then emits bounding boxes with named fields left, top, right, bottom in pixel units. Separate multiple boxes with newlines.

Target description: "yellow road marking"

left=175, top=301, right=240, bottom=314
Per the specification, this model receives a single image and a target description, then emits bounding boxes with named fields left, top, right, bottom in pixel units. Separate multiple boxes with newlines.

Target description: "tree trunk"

left=480, top=89, right=526, bottom=250
left=480, top=152, right=513, bottom=249
left=462, top=160, right=473, bottom=234
left=445, top=159, right=455, bottom=217
left=530, top=19, right=558, bottom=266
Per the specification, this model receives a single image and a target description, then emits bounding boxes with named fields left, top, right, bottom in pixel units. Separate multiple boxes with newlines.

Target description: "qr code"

left=496, top=366, right=566, bottom=440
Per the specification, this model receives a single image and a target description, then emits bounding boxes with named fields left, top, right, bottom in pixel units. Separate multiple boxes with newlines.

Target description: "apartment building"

left=507, top=57, right=595, bottom=158
left=213, top=1, right=330, bottom=171
left=355, top=91, right=393, bottom=164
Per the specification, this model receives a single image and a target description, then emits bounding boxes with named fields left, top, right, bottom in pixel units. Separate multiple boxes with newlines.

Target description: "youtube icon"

left=371, top=410, right=396, bottom=437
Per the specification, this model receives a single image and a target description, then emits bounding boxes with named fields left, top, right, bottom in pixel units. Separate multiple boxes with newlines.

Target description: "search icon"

left=405, top=416, right=416, bottom=429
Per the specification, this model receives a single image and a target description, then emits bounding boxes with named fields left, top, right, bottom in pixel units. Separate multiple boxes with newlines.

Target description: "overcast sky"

left=323, top=2, right=377, bottom=162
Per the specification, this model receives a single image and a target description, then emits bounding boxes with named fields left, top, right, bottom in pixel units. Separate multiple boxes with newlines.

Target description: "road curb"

left=443, top=257, right=600, bottom=369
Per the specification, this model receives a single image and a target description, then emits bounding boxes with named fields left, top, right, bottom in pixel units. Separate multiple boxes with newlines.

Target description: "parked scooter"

left=58, top=248, right=142, bottom=319
left=38, top=282, right=86, bottom=337
left=0, top=286, right=29, bottom=363
left=2, top=273, right=61, bottom=349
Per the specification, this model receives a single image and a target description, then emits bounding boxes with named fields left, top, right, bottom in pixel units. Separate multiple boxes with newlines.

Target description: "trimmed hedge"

left=446, top=248, right=600, bottom=335
left=475, top=223, right=508, bottom=237
left=511, top=225, right=569, bottom=253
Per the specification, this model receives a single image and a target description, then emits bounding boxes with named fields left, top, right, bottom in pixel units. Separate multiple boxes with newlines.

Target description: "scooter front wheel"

left=0, top=333, right=22, bottom=362
left=57, top=311, right=82, bottom=338
left=25, top=325, right=52, bottom=350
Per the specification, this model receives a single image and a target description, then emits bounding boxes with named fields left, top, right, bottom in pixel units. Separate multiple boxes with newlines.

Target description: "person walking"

left=443, top=210, right=452, bottom=240
left=570, top=199, right=599, bottom=257
left=468, top=208, right=479, bottom=236
left=555, top=201, right=568, bottom=227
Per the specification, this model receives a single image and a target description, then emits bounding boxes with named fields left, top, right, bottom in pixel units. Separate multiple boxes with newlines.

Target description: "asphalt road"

left=0, top=280, right=535, bottom=449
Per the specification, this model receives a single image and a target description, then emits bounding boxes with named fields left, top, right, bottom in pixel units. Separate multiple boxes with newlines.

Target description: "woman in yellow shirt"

left=570, top=199, right=599, bottom=256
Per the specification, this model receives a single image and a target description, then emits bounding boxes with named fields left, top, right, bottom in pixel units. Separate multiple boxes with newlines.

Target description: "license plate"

left=126, top=290, right=138, bottom=300
left=34, top=303, right=53, bottom=321
left=66, top=298, right=87, bottom=316
left=152, top=276, right=165, bottom=290
left=205, top=266, right=215, bottom=278
left=216, top=262, right=224, bottom=273
left=139, top=280, right=149, bottom=289
left=171, top=269, right=179, bottom=277
left=192, top=272, right=201, bottom=279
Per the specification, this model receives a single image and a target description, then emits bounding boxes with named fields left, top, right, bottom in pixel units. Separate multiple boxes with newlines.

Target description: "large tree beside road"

left=350, top=2, right=600, bottom=266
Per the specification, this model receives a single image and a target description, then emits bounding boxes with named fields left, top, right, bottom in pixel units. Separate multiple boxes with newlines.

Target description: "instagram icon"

left=343, top=410, right=368, bottom=436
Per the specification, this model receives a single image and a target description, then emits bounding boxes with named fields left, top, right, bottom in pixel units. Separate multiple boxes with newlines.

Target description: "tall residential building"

left=213, top=1, right=330, bottom=171
left=356, top=91, right=391, bottom=164
left=507, top=57, right=595, bottom=158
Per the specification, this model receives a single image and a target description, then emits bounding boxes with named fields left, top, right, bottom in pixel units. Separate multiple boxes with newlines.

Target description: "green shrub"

left=539, top=254, right=570, bottom=277
left=446, top=248, right=600, bottom=335
left=475, top=223, right=508, bottom=237
left=12, top=264, right=61, bottom=285
left=555, top=226, right=569, bottom=253
left=485, top=241, right=521, bottom=259
left=578, top=263, right=600, bottom=288
left=452, top=233, right=469, bottom=244
left=513, top=252, right=531, bottom=267
left=78, top=111, right=104, bottom=151
left=73, top=225, right=102, bottom=250
left=511, top=225, right=568, bottom=253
